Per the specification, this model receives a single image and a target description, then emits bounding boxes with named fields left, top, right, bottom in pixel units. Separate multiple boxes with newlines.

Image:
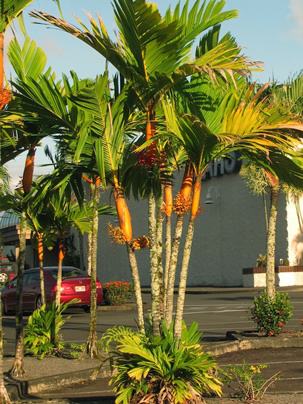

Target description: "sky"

left=5, top=0, right=303, bottom=186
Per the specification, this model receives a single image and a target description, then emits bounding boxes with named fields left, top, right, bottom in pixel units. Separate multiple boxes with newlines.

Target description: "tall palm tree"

left=31, top=0, right=260, bottom=335
left=162, top=82, right=303, bottom=337
left=71, top=73, right=146, bottom=332
left=240, top=77, right=303, bottom=298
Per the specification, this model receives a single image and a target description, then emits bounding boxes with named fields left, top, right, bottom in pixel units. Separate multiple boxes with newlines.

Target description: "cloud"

left=289, top=0, right=303, bottom=39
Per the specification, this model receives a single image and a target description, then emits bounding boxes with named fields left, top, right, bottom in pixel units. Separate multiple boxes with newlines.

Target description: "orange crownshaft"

left=22, top=146, right=36, bottom=194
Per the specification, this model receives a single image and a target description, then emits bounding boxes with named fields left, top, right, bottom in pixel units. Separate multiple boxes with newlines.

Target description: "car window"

left=24, top=272, right=40, bottom=286
left=50, top=268, right=82, bottom=279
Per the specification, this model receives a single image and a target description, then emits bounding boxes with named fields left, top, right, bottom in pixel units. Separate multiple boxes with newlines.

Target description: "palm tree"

left=31, top=0, right=260, bottom=335
left=162, top=81, right=303, bottom=337
left=71, top=73, right=146, bottom=332
left=240, top=77, right=303, bottom=298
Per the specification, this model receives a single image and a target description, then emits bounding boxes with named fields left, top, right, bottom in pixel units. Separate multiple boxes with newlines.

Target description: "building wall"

left=88, top=172, right=289, bottom=287
left=287, top=194, right=303, bottom=266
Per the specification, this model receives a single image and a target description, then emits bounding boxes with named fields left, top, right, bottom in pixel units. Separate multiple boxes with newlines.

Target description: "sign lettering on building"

left=203, top=152, right=242, bottom=181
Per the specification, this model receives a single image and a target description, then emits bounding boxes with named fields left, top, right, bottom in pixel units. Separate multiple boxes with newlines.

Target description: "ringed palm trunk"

left=37, top=233, right=46, bottom=305
left=266, top=184, right=280, bottom=299
left=174, top=175, right=202, bottom=338
left=165, top=215, right=184, bottom=327
left=0, top=292, right=11, bottom=403
left=163, top=182, right=173, bottom=310
left=87, top=180, right=100, bottom=358
left=156, top=193, right=164, bottom=321
left=175, top=175, right=202, bottom=338
left=87, top=230, right=92, bottom=276
left=55, top=239, right=65, bottom=307
left=149, top=193, right=163, bottom=335
left=165, top=165, right=194, bottom=327
left=113, top=183, right=145, bottom=333
left=127, top=246, right=145, bottom=333
left=10, top=213, right=27, bottom=377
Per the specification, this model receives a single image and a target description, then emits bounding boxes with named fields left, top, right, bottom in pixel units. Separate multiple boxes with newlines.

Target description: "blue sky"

left=6, top=0, right=303, bottom=185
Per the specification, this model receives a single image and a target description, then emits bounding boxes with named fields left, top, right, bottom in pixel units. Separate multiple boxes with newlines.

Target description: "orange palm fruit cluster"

left=130, top=235, right=150, bottom=251
left=0, top=88, right=11, bottom=109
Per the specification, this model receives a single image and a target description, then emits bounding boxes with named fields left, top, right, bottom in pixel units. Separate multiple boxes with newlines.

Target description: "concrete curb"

left=28, top=366, right=111, bottom=395
left=6, top=335, right=303, bottom=399
left=206, top=335, right=303, bottom=356
left=5, top=365, right=112, bottom=399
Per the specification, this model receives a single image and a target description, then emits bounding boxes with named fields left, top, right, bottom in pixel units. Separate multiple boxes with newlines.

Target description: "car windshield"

left=50, top=268, right=83, bottom=279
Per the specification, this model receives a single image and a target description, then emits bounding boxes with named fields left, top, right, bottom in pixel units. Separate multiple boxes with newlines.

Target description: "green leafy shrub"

left=24, top=301, right=74, bottom=359
left=221, top=362, right=280, bottom=401
left=251, top=292, right=293, bottom=336
left=103, top=281, right=132, bottom=305
left=100, top=322, right=222, bottom=404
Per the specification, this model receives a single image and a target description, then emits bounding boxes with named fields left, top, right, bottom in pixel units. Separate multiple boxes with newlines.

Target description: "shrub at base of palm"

left=24, top=301, right=75, bottom=359
left=100, top=322, right=222, bottom=404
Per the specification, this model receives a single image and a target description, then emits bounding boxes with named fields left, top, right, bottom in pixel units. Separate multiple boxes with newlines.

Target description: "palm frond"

left=0, top=0, right=33, bottom=32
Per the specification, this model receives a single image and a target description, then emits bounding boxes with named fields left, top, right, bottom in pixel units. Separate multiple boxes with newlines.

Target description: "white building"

left=1, top=154, right=303, bottom=287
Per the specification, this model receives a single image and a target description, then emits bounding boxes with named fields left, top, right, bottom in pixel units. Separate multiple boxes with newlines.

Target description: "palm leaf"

left=8, top=37, right=47, bottom=82
left=0, top=0, right=33, bottom=32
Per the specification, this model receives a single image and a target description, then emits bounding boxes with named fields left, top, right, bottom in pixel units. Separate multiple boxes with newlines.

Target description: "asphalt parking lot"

left=4, top=289, right=303, bottom=401
left=3, top=289, right=303, bottom=354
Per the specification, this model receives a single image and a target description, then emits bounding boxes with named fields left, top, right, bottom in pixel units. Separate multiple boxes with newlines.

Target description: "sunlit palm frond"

left=165, top=0, right=237, bottom=46
left=8, top=37, right=47, bottom=82
left=0, top=0, right=33, bottom=32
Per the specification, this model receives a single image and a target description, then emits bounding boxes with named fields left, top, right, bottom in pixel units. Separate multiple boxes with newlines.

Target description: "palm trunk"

left=164, top=166, right=193, bottom=327
left=127, top=246, right=145, bottom=333
left=165, top=215, right=184, bottom=327
left=149, top=193, right=162, bottom=335
left=78, top=230, right=85, bottom=272
left=163, top=215, right=171, bottom=311
left=174, top=218, right=195, bottom=337
left=266, top=185, right=280, bottom=299
left=156, top=195, right=164, bottom=322
left=87, top=182, right=99, bottom=358
left=163, top=182, right=173, bottom=313
left=55, top=239, right=65, bottom=307
left=112, top=182, right=144, bottom=331
left=37, top=233, right=45, bottom=305
left=174, top=175, right=202, bottom=337
left=87, top=230, right=92, bottom=276
left=0, top=292, right=11, bottom=403
left=10, top=213, right=26, bottom=377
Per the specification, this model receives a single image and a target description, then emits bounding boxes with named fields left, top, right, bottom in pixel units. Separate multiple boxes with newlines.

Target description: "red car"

left=1, top=266, right=103, bottom=314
